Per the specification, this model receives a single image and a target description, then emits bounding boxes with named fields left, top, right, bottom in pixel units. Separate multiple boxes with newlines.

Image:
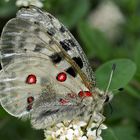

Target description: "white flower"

left=16, top=0, right=43, bottom=7
left=86, top=123, right=107, bottom=140
left=5, top=0, right=43, bottom=8
left=66, top=129, right=74, bottom=140
left=73, top=128, right=79, bottom=136
left=80, top=136, right=88, bottom=140
left=59, top=135, right=66, bottom=140
left=73, top=121, right=86, bottom=129
left=87, top=129, right=102, bottom=140
left=44, top=120, right=107, bottom=140
left=16, top=0, right=28, bottom=7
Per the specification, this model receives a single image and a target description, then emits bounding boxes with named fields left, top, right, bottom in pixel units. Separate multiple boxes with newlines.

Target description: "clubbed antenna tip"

left=112, top=63, right=116, bottom=71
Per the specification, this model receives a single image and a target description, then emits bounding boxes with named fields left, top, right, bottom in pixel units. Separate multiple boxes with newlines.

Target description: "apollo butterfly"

left=0, top=5, right=114, bottom=130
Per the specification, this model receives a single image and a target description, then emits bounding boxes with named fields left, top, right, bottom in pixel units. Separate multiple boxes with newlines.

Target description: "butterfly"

left=0, top=5, right=113, bottom=129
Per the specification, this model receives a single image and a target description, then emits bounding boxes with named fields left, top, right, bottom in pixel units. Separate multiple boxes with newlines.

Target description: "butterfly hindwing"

left=30, top=83, right=88, bottom=129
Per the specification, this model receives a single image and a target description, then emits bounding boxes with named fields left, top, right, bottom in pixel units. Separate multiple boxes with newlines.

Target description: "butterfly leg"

left=95, top=113, right=106, bottom=137
left=81, top=114, right=93, bottom=135
left=61, top=120, right=73, bottom=127
left=81, top=111, right=105, bottom=137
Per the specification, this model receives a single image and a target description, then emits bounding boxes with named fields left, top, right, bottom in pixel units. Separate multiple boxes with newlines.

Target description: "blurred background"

left=0, top=0, right=140, bottom=140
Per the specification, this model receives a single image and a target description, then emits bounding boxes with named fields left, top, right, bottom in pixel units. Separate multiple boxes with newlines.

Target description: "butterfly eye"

left=56, top=72, right=67, bottom=82
left=26, top=74, right=37, bottom=84
left=78, top=91, right=92, bottom=98
left=104, top=95, right=110, bottom=103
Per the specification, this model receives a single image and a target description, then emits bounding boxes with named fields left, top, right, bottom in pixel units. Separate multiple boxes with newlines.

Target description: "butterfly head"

left=93, top=88, right=113, bottom=104
left=91, top=64, right=116, bottom=105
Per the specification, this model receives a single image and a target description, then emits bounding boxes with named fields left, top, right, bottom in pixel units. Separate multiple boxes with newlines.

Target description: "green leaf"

left=0, top=0, right=17, bottom=17
left=95, top=59, right=136, bottom=91
left=78, top=21, right=111, bottom=60
left=103, top=126, right=137, bottom=140
left=125, top=15, right=140, bottom=35
left=59, top=0, right=90, bottom=28
left=115, top=0, right=138, bottom=14
left=0, top=116, right=43, bottom=140
left=44, top=0, right=90, bottom=28
left=134, top=41, right=140, bottom=75
left=125, top=85, right=140, bottom=99
left=105, top=92, right=140, bottom=121
left=0, top=107, right=9, bottom=118
left=102, top=128, right=118, bottom=140
left=112, top=126, right=137, bottom=140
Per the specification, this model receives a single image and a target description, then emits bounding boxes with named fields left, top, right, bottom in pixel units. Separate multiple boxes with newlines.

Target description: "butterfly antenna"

left=105, top=64, right=116, bottom=95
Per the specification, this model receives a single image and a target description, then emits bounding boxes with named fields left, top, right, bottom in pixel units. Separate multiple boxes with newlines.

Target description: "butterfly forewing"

left=16, top=6, right=95, bottom=85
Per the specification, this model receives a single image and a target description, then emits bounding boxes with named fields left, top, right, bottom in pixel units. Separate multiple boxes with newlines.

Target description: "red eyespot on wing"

left=78, top=91, right=92, bottom=98
left=59, top=98, right=69, bottom=105
left=26, top=74, right=37, bottom=84
left=27, top=96, right=34, bottom=103
left=85, top=91, right=92, bottom=97
left=78, top=91, right=84, bottom=97
left=26, top=96, right=34, bottom=111
left=56, top=72, right=67, bottom=82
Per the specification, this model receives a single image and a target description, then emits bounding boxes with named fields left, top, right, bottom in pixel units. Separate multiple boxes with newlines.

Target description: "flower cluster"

left=5, top=0, right=43, bottom=8
left=44, top=120, right=107, bottom=140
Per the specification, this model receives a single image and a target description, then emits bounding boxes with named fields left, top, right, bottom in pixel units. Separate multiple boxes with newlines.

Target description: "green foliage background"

left=0, top=0, right=140, bottom=140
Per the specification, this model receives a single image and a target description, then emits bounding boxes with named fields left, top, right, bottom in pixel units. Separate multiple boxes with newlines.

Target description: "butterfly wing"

left=0, top=6, right=94, bottom=128
left=17, top=6, right=95, bottom=86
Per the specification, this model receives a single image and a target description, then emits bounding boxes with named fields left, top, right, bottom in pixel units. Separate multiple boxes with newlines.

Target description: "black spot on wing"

left=72, top=57, right=83, bottom=68
left=34, top=28, right=40, bottom=33
left=34, top=43, right=44, bottom=52
left=60, top=40, right=71, bottom=51
left=26, top=104, right=33, bottom=111
left=67, top=39, right=76, bottom=46
left=65, top=67, right=77, bottom=77
left=34, top=21, right=40, bottom=25
left=49, top=52, right=63, bottom=64
left=1, top=48, right=15, bottom=66
left=1, top=48, right=14, bottom=54
left=60, top=39, right=76, bottom=51
left=59, top=26, right=66, bottom=33
left=47, top=28, right=55, bottom=36
left=47, top=14, right=54, bottom=19
left=34, top=45, right=42, bottom=52
left=40, top=109, right=59, bottom=117
left=0, top=63, right=2, bottom=70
